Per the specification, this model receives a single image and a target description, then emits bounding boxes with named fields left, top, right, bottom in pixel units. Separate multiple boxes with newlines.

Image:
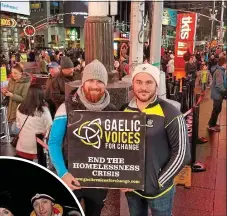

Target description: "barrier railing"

left=0, top=105, right=11, bottom=145
left=167, top=75, right=207, bottom=188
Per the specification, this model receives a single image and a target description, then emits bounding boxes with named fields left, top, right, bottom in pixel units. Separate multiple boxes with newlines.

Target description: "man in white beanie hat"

left=120, top=64, right=190, bottom=216
left=48, top=59, right=117, bottom=216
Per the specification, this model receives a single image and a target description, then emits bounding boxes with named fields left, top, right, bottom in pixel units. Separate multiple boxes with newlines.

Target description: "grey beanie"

left=60, top=56, right=74, bottom=69
left=82, top=59, right=108, bottom=86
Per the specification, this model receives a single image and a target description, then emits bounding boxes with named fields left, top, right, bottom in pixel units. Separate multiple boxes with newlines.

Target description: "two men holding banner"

left=48, top=60, right=190, bottom=216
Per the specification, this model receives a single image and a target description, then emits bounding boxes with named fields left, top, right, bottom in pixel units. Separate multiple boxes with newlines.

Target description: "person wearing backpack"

left=208, top=56, right=227, bottom=132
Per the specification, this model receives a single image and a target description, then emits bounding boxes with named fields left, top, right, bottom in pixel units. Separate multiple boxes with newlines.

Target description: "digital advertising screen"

left=63, top=1, right=88, bottom=28
left=0, top=1, right=30, bottom=16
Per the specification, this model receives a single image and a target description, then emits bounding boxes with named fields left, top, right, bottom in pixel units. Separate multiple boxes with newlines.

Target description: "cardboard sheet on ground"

left=67, top=111, right=146, bottom=190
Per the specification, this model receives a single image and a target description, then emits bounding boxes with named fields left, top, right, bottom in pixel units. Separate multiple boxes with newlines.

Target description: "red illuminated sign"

left=175, top=13, right=197, bottom=69
left=24, top=25, right=36, bottom=37
left=120, top=33, right=129, bottom=39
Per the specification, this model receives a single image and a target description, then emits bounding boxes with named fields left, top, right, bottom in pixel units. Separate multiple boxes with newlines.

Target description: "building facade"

left=63, top=1, right=88, bottom=49
left=0, top=2, right=30, bottom=59
left=29, top=1, right=66, bottom=48
left=29, top=1, right=88, bottom=49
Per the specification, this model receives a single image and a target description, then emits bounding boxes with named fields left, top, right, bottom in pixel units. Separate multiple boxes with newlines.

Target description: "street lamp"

left=209, top=2, right=218, bottom=41
left=219, top=0, right=225, bottom=44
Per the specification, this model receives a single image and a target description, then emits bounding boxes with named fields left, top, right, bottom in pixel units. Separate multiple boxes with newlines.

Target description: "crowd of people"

left=181, top=46, right=227, bottom=132
left=0, top=47, right=85, bottom=76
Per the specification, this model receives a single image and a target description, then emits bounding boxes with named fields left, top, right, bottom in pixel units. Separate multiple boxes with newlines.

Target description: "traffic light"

left=71, top=15, right=75, bottom=25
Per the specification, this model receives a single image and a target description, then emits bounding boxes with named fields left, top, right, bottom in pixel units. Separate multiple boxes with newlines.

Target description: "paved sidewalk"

left=173, top=90, right=226, bottom=216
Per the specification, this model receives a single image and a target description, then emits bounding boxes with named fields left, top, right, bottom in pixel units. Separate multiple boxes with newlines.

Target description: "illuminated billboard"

left=1, top=1, right=30, bottom=16
left=63, top=1, right=88, bottom=28
left=162, top=8, right=177, bottom=27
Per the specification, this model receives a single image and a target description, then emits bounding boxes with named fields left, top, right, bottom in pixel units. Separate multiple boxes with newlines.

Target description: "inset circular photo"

left=0, top=157, right=84, bottom=216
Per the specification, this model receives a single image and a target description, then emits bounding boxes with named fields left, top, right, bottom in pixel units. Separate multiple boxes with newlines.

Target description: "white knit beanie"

left=82, top=59, right=108, bottom=86
left=132, top=64, right=160, bottom=88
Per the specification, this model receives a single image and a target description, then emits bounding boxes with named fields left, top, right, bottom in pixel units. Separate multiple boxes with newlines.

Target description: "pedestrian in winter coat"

left=184, top=56, right=197, bottom=77
left=183, top=48, right=191, bottom=62
left=44, top=62, right=60, bottom=119
left=196, top=62, right=212, bottom=92
left=208, top=55, right=217, bottom=71
left=16, top=84, right=52, bottom=161
left=166, top=54, right=175, bottom=77
left=1, top=63, right=31, bottom=135
left=208, top=56, right=227, bottom=132
left=40, top=56, right=48, bottom=74
left=195, top=51, right=202, bottom=71
left=50, top=56, right=79, bottom=110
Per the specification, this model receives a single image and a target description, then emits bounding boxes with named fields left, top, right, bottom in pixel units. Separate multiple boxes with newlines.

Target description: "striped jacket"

left=120, top=96, right=191, bottom=198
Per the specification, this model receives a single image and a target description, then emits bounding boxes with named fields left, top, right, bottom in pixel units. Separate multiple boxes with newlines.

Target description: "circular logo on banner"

left=24, top=25, right=36, bottom=37
left=73, top=118, right=103, bottom=149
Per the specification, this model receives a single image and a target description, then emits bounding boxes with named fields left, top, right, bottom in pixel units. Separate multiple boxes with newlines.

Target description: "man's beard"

left=134, top=90, right=156, bottom=103
left=83, top=87, right=105, bottom=103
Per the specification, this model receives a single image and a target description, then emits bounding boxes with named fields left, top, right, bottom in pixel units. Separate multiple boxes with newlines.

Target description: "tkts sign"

left=175, top=13, right=197, bottom=69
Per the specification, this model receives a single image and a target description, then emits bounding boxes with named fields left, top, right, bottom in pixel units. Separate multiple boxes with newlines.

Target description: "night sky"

left=0, top=158, right=82, bottom=216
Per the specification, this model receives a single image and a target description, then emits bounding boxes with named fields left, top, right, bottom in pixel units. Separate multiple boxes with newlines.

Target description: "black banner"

left=67, top=111, right=146, bottom=190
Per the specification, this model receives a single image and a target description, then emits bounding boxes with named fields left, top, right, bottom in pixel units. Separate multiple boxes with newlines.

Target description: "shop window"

left=50, top=1, right=60, bottom=15
left=35, top=35, right=45, bottom=48
left=50, top=35, right=57, bottom=44
left=30, top=1, right=44, bottom=12
left=65, top=28, right=80, bottom=48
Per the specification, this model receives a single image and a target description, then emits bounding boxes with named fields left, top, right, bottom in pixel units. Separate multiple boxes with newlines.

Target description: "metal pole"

left=211, top=1, right=215, bottom=40
left=219, top=0, right=225, bottom=43
left=28, top=37, right=31, bottom=50
left=149, top=2, right=165, bottom=99
left=129, top=1, right=145, bottom=74
left=149, top=2, right=163, bottom=69
left=119, top=1, right=122, bottom=22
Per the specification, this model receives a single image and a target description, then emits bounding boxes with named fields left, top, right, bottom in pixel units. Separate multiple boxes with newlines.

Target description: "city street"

left=0, top=1, right=227, bottom=216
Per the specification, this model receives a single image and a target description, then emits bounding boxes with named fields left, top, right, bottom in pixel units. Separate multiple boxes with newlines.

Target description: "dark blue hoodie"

left=211, top=65, right=227, bottom=100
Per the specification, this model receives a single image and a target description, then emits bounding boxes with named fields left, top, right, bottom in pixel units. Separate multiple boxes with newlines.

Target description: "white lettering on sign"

left=178, top=42, right=187, bottom=48
left=180, top=16, right=193, bottom=40
left=177, top=50, right=186, bottom=57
